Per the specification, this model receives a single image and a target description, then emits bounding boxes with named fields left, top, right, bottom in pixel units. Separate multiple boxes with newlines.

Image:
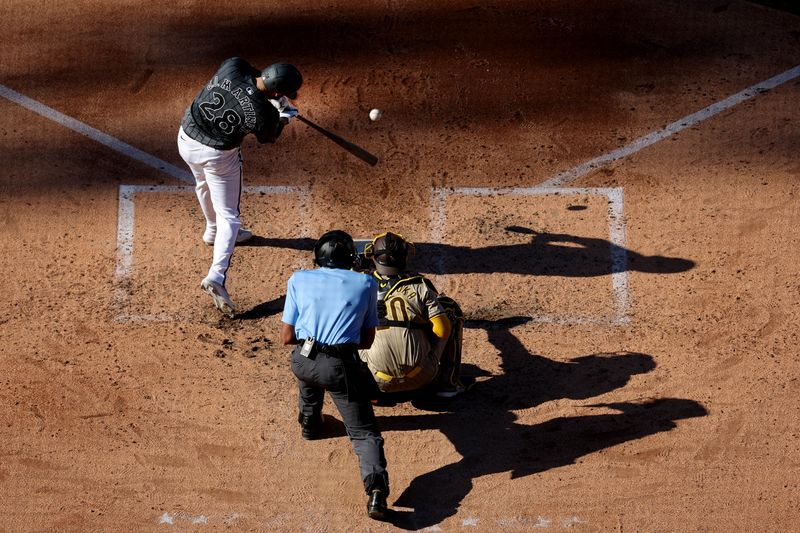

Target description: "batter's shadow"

left=236, top=226, right=693, bottom=319
left=412, top=227, right=695, bottom=277
left=237, top=295, right=285, bottom=320
left=234, top=237, right=313, bottom=320
left=375, top=317, right=707, bottom=529
left=237, top=236, right=316, bottom=250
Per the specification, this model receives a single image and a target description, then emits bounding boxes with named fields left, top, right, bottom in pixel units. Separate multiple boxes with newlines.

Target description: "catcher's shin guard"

left=437, top=296, right=464, bottom=389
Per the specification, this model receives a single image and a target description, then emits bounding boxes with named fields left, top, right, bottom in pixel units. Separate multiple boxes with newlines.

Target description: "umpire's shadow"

left=378, top=318, right=707, bottom=530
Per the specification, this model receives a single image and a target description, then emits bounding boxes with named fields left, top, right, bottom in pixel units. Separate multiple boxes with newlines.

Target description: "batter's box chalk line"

left=114, top=184, right=310, bottom=322
left=430, top=186, right=629, bottom=326
left=114, top=184, right=627, bottom=325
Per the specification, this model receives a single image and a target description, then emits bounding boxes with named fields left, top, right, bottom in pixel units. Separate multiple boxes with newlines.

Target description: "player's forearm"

left=430, top=314, right=452, bottom=339
left=281, top=322, right=298, bottom=345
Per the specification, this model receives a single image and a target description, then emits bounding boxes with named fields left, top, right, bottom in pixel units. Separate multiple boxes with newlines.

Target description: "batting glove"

left=280, top=105, right=299, bottom=120
left=269, top=96, right=291, bottom=111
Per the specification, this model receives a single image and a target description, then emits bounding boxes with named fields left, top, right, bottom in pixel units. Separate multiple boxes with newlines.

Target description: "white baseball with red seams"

left=369, top=108, right=382, bottom=121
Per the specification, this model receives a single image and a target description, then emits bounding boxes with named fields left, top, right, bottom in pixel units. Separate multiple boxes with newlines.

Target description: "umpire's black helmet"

left=365, top=232, right=415, bottom=276
left=261, top=63, right=303, bottom=99
left=314, top=230, right=357, bottom=269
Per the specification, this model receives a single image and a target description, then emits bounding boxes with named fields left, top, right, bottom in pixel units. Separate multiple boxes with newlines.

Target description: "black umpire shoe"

left=367, top=489, right=387, bottom=520
left=297, top=412, right=323, bottom=440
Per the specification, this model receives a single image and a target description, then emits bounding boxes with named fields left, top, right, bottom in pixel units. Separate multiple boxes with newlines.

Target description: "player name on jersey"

left=205, top=76, right=257, bottom=130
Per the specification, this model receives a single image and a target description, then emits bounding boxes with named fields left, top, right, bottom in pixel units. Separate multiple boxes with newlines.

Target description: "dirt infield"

left=2, top=1, right=799, bottom=531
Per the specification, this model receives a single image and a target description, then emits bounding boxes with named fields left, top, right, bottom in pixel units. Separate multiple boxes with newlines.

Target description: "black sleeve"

left=254, top=117, right=284, bottom=144
left=253, top=99, right=283, bottom=144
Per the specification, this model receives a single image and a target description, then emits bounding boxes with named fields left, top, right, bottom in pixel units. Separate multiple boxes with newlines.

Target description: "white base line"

left=431, top=186, right=629, bottom=325
left=115, top=184, right=309, bottom=322
left=607, top=188, right=629, bottom=321
left=0, top=84, right=193, bottom=183
left=536, top=63, right=800, bottom=188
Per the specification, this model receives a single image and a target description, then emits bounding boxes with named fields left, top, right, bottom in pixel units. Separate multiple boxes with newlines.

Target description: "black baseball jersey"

left=181, top=57, right=283, bottom=149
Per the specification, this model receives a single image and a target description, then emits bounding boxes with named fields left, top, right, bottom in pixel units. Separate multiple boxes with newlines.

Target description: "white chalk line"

left=0, top=84, right=193, bottom=183
left=606, top=189, right=629, bottom=321
left=536, top=63, right=800, bottom=188
left=115, top=185, right=309, bottom=322
left=157, top=510, right=584, bottom=529
left=159, top=511, right=214, bottom=525
left=431, top=187, right=629, bottom=325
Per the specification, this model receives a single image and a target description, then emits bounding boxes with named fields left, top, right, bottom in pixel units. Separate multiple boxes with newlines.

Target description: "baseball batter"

left=359, top=232, right=466, bottom=397
left=177, top=58, right=302, bottom=317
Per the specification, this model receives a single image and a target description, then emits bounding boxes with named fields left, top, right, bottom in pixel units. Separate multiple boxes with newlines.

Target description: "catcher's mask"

left=364, top=232, right=415, bottom=276
left=261, top=63, right=303, bottom=99
left=314, top=230, right=357, bottom=269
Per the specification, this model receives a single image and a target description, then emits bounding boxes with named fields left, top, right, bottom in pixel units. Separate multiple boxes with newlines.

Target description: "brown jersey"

left=359, top=272, right=447, bottom=393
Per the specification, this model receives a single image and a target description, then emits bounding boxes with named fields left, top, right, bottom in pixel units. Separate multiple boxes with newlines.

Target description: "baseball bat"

left=296, top=114, right=378, bottom=166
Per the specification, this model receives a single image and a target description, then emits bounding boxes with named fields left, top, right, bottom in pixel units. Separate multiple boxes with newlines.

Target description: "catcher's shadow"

left=377, top=318, right=706, bottom=529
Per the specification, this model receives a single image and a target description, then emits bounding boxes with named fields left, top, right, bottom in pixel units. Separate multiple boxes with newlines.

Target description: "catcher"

left=358, top=232, right=465, bottom=398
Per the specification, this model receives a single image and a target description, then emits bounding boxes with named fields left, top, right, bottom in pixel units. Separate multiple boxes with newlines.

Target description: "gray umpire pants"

left=291, top=345, right=389, bottom=495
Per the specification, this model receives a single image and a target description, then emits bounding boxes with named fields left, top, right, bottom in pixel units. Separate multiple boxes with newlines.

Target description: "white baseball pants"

left=177, top=127, right=242, bottom=287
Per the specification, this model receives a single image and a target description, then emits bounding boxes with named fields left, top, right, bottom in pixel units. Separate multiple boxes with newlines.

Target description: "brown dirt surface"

left=2, top=1, right=799, bottom=531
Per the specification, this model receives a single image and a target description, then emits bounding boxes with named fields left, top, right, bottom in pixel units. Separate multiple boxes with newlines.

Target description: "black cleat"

left=367, top=489, right=387, bottom=520
left=297, top=412, right=323, bottom=440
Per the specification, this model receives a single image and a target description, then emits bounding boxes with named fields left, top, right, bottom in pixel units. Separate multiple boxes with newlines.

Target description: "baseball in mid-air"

left=369, top=108, right=383, bottom=121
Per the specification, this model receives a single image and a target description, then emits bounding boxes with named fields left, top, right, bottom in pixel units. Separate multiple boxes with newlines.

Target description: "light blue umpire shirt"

left=282, top=267, right=379, bottom=345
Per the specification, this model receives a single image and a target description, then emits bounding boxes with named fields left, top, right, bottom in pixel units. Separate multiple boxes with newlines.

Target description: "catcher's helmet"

left=364, top=232, right=415, bottom=276
left=314, top=230, right=357, bottom=269
left=261, top=63, right=303, bottom=99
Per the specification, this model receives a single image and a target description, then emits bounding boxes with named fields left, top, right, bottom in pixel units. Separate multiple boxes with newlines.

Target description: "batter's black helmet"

left=314, top=230, right=357, bottom=269
left=261, top=63, right=303, bottom=99
left=364, top=232, right=415, bottom=276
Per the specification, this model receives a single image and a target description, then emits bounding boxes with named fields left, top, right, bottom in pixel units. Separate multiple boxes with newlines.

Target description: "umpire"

left=280, top=230, right=389, bottom=520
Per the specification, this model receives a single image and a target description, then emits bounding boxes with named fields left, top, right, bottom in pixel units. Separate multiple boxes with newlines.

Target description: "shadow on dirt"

left=372, top=317, right=706, bottom=530
left=6, top=2, right=734, bottom=134
left=238, top=236, right=316, bottom=250
left=413, top=228, right=695, bottom=277
left=239, top=229, right=694, bottom=320
left=234, top=237, right=309, bottom=321
left=236, top=295, right=286, bottom=321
